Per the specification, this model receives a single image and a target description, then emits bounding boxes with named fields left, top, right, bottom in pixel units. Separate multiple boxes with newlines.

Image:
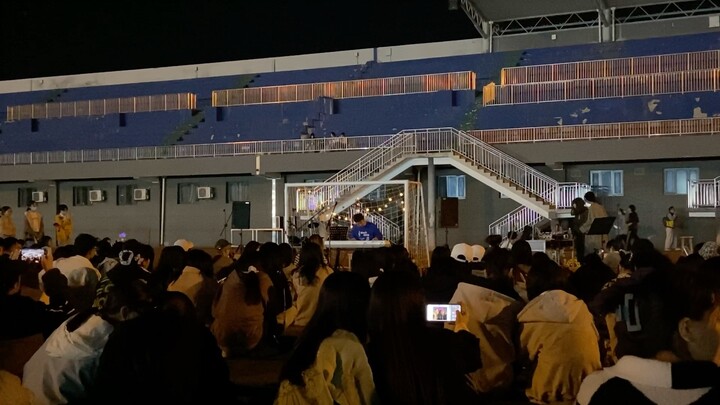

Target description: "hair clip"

left=119, top=250, right=134, bottom=266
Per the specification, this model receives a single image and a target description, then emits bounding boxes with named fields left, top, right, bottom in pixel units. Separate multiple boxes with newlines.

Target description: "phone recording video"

left=426, top=304, right=461, bottom=322
left=21, top=248, right=45, bottom=262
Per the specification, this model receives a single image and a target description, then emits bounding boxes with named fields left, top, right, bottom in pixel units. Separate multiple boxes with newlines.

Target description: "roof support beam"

left=460, top=0, right=489, bottom=38
left=594, top=0, right=610, bottom=26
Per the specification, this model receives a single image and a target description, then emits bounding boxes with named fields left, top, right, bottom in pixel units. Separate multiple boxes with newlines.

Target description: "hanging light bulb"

left=388, top=197, right=393, bottom=201
left=399, top=193, right=404, bottom=197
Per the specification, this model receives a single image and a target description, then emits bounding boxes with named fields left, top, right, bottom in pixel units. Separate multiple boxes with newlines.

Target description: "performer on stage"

left=348, top=213, right=383, bottom=241
left=54, top=204, right=73, bottom=246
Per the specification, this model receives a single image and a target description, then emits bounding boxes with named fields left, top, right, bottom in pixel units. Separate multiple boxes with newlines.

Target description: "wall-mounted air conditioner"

left=31, top=191, right=47, bottom=203
left=197, top=186, right=214, bottom=200
left=133, top=188, right=150, bottom=201
left=88, top=190, right=105, bottom=202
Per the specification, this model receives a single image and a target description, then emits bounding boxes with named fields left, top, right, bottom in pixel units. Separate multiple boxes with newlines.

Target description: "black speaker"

left=232, top=201, right=251, bottom=229
left=119, top=113, right=127, bottom=127
left=440, top=197, right=459, bottom=228
left=31, top=119, right=39, bottom=132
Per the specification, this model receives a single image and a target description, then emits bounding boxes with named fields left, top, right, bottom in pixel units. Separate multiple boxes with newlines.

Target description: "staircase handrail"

left=688, top=176, right=720, bottom=208
left=314, top=127, right=562, bottom=209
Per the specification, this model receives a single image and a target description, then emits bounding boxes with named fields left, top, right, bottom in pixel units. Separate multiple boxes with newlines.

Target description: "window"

left=226, top=181, right=249, bottom=203
left=177, top=183, right=197, bottom=204
left=438, top=175, right=466, bottom=199
left=117, top=185, right=136, bottom=205
left=73, top=186, right=90, bottom=206
left=589, top=170, right=623, bottom=196
left=17, top=188, right=36, bottom=207
left=664, top=168, right=699, bottom=195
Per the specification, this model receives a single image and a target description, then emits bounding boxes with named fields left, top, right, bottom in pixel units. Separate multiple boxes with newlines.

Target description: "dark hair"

left=41, top=268, right=69, bottom=302
left=619, top=251, right=634, bottom=271
left=485, top=234, right=502, bottom=248
left=351, top=249, right=383, bottom=279
left=352, top=213, right=364, bottom=223
left=74, top=233, right=98, bottom=257
left=0, top=206, right=11, bottom=215
left=54, top=245, right=77, bottom=260
left=279, top=272, right=370, bottom=386
left=368, top=271, right=444, bottom=404
left=629, top=204, right=636, bottom=211
left=239, top=241, right=261, bottom=260
left=1, top=237, right=20, bottom=251
left=185, top=249, right=213, bottom=278
left=483, top=247, right=512, bottom=280
left=155, top=246, right=187, bottom=288
left=510, top=240, right=533, bottom=267
left=57, top=204, right=68, bottom=214
left=526, top=252, right=568, bottom=301
left=234, top=250, right=264, bottom=305
left=279, top=243, right=294, bottom=267
left=430, top=246, right=451, bottom=268
left=296, top=243, right=324, bottom=284
left=67, top=262, right=152, bottom=332
left=0, top=256, right=24, bottom=294
left=584, top=192, right=598, bottom=203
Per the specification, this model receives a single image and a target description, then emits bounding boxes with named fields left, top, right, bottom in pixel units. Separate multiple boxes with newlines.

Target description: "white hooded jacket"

left=22, top=315, right=113, bottom=405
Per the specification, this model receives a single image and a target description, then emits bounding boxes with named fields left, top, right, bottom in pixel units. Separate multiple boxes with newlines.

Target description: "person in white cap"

left=450, top=243, right=473, bottom=263
left=174, top=239, right=194, bottom=252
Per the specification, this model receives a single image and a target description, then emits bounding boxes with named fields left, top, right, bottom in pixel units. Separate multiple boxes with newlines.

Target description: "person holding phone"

left=367, top=271, right=481, bottom=405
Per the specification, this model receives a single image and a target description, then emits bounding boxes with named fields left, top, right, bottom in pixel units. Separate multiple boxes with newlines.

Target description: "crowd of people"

left=0, top=210, right=719, bottom=404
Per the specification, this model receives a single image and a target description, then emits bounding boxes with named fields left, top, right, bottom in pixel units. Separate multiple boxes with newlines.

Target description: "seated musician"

left=348, top=214, right=383, bottom=241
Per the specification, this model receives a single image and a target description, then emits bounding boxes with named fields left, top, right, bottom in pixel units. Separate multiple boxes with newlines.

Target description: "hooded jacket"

left=517, top=290, right=601, bottom=404
left=22, top=315, right=113, bottom=404
left=577, top=356, right=720, bottom=405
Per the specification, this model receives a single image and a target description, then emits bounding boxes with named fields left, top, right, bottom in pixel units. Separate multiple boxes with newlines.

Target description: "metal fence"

left=484, top=68, right=720, bottom=105
left=470, top=117, right=720, bottom=144
left=212, top=71, right=476, bottom=106
left=688, top=176, right=719, bottom=208
left=6, top=93, right=197, bottom=121
left=502, top=49, right=720, bottom=85
left=0, top=135, right=393, bottom=166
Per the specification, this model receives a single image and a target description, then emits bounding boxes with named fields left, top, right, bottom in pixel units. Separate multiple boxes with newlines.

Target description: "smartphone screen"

left=21, top=248, right=45, bottom=261
left=426, top=304, right=461, bottom=322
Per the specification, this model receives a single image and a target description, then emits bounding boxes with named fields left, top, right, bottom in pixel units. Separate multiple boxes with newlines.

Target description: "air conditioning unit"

left=197, top=186, right=214, bottom=200
left=133, top=188, right=150, bottom=201
left=88, top=190, right=105, bottom=202
left=31, top=191, right=47, bottom=203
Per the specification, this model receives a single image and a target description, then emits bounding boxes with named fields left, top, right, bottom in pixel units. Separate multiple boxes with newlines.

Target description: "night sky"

left=0, top=0, right=478, bottom=81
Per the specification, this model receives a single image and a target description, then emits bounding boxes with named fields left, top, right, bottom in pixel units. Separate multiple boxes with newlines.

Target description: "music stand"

left=329, top=226, right=349, bottom=241
left=587, top=216, right=616, bottom=235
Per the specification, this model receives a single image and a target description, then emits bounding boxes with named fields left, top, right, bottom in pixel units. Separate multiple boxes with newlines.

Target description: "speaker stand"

left=219, top=208, right=232, bottom=239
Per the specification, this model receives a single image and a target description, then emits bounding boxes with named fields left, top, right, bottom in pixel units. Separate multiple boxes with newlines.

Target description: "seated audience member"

left=422, top=246, right=460, bottom=303
left=92, top=238, right=118, bottom=275
left=173, top=238, right=194, bottom=252
left=282, top=243, right=333, bottom=330
left=0, top=370, right=33, bottom=404
left=568, top=253, right=616, bottom=303
left=518, top=255, right=601, bottom=404
left=448, top=280, right=523, bottom=394
left=212, top=238, right=235, bottom=276
left=149, top=245, right=186, bottom=295
left=350, top=248, right=383, bottom=285
left=0, top=256, right=65, bottom=341
left=49, top=233, right=101, bottom=288
left=1, top=237, right=22, bottom=258
left=88, top=291, right=232, bottom=404
left=23, top=262, right=152, bottom=404
left=578, top=266, right=720, bottom=404
left=482, top=247, right=521, bottom=301
left=217, top=240, right=261, bottom=281
left=276, top=272, right=375, bottom=404
left=259, top=242, right=293, bottom=314
left=279, top=242, right=296, bottom=280
left=211, top=250, right=274, bottom=357
left=367, top=271, right=482, bottom=405
left=167, top=249, right=217, bottom=325
left=509, top=240, right=533, bottom=301
left=485, top=234, right=503, bottom=255
left=123, top=240, right=155, bottom=275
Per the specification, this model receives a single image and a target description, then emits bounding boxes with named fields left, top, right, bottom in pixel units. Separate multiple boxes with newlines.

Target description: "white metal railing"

left=6, top=93, right=197, bottom=121
left=488, top=182, right=592, bottom=236
left=212, top=71, right=476, bottom=106
left=470, top=117, right=720, bottom=144
left=688, top=176, right=720, bottom=208
left=367, top=213, right=402, bottom=243
left=483, top=68, right=720, bottom=106
left=311, top=128, right=569, bottom=213
left=0, top=134, right=394, bottom=166
left=502, top=49, right=720, bottom=85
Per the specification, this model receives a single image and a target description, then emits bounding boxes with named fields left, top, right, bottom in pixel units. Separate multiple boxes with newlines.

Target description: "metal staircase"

left=310, top=127, right=590, bottom=234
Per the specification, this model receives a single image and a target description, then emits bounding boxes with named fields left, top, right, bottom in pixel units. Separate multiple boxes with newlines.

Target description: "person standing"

left=663, top=206, right=677, bottom=251
left=24, top=203, right=44, bottom=243
left=626, top=204, right=639, bottom=248
left=348, top=213, right=382, bottom=241
left=53, top=204, right=73, bottom=247
left=0, top=206, right=16, bottom=238
left=580, top=192, right=608, bottom=255
left=571, top=198, right=588, bottom=259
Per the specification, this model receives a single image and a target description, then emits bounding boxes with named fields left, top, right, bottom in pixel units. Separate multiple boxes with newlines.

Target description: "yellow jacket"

left=0, top=213, right=16, bottom=237
left=54, top=214, right=73, bottom=246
